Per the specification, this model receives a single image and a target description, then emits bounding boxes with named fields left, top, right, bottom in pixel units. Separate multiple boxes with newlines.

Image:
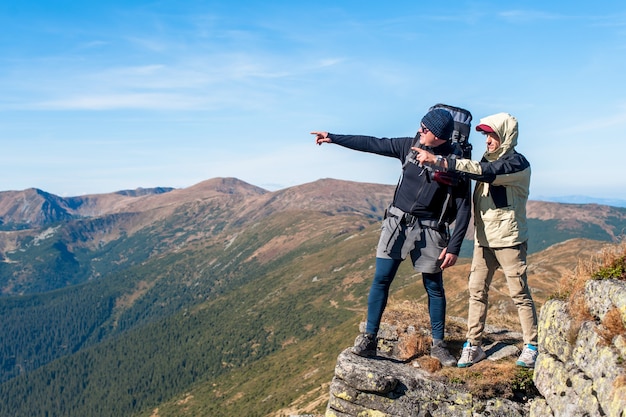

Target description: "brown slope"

left=47, top=177, right=265, bottom=219
left=101, top=177, right=268, bottom=215
left=0, top=188, right=75, bottom=227
left=527, top=201, right=625, bottom=239
left=66, top=178, right=271, bottom=250
left=0, top=187, right=172, bottom=228
left=236, top=178, right=394, bottom=223
left=63, top=187, right=174, bottom=217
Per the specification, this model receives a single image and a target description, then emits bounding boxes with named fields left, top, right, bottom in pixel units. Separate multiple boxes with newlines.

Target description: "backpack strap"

left=427, top=104, right=473, bottom=227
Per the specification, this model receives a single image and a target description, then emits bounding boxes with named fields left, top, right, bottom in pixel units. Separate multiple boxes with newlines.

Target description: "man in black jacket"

left=311, top=108, right=471, bottom=366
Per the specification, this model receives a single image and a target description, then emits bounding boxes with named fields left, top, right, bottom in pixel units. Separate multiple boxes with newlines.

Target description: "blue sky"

left=1, top=1, right=625, bottom=202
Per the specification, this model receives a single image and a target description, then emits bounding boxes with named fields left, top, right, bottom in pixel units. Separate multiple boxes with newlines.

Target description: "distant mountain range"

left=0, top=178, right=624, bottom=416
left=535, top=195, right=626, bottom=208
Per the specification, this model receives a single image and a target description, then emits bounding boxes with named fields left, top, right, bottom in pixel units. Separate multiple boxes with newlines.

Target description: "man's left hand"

left=438, top=247, right=458, bottom=269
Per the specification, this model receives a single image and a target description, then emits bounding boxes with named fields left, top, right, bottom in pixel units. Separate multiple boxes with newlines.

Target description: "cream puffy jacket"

left=448, top=113, right=530, bottom=248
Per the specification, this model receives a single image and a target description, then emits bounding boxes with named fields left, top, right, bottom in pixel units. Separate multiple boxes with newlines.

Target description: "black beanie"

left=421, top=108, right=454, bottom=140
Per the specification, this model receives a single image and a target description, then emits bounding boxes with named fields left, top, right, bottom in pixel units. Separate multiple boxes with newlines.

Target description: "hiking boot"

left=516, top=344, right=538, bottom=368
left=430, top=343, right=457, bottom=367
left=457, top=341, right=486, bottom=368
left=351, top=333, right=377, bottom=358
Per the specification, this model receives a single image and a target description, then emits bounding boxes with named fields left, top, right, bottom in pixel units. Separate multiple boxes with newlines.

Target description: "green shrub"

left=592, top=256, right=626, bottom=280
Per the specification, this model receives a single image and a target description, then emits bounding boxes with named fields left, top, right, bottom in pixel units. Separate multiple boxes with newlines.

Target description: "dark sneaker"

left=430, top=343, right=457, bottom=367
left=457, top=340, right=486, bottom=368
left=351, top=333, right=377, bottom=358
left=516, top=344, right=538, bottom=368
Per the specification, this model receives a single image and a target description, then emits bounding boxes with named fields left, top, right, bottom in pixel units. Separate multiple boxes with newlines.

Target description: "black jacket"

left=328, top=133, right=471, bottom=255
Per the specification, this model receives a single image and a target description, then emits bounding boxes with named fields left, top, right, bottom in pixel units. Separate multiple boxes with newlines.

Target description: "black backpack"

left=429, top=103, right=473, bottom=159
left=420, top=103, right=474, bottom=227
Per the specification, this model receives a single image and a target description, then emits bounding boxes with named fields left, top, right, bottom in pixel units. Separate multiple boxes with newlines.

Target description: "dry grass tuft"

left=590, top=242, right=626, bottom=281
left=440, top=361, right=519, bottom=399
left=397, top=331, right=430, bottom=360
left=381, top=298, right=467, bottom=361
left=557, top=240, right=626, bottom=298
left=417, top=356, right=442, bottom=373
left=599, top=308, right=626, bottom=344
left=381, top=298, right=430, bottom=327
left=381, top=299, right=433, bottom=360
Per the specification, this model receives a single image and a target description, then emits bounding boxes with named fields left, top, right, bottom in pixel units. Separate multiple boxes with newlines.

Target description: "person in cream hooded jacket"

left=416, top=112, right=538, bottom=368
left=454, top=112, right=530, bottom=247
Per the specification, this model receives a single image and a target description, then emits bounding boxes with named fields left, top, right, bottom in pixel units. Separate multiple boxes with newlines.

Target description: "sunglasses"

left=420, top=124, right=431, bottom=134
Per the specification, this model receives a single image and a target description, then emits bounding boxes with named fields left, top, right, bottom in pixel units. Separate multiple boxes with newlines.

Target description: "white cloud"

left=34, top=93, right=207, bottom=110
left=498, top=10, right=564, bottom=21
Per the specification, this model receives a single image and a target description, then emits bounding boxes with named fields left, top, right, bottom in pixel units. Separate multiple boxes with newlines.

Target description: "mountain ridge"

left=1, top=177, right=624, bottom=297
left=2, top=177, right=624, bottom=230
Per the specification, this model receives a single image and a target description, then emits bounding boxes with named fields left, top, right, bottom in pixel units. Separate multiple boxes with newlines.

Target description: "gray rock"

left=585, top=279, right=626, bottom=323
left=326, top=349, right=524, bottom=417
left=534, top=279, right=626, bottom=417
left=326, top=279, right=626, bottom=417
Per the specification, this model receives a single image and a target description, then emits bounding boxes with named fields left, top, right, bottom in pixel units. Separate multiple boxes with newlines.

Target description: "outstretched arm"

left=312, top=132, right=411, bottom=159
